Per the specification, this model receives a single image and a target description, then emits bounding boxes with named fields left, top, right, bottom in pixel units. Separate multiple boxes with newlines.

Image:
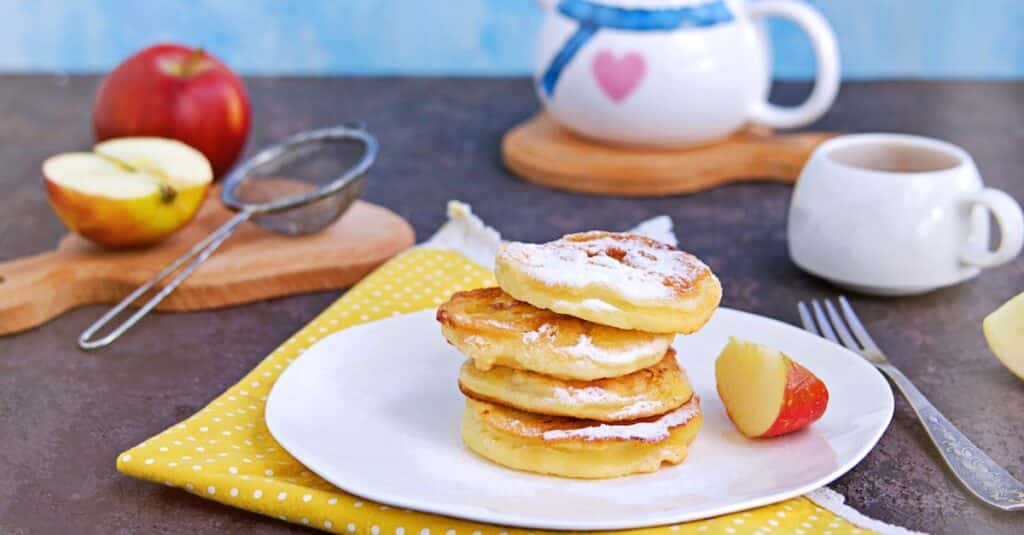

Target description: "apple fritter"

left=494, top=231, right=722, bottom=334
left=437, top=287, right=672, bottom=380
left=458, top=349, right=692, bottom=422
left=461, top=397, right=703, bottom=479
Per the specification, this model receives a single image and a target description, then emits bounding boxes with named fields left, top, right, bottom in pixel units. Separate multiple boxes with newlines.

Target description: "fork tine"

left=824, top=299, right=860, bottom=350
left=797, top=301, right=819, bottom=335
left=838, top=296, right=881, bottom=351
left=810, top=300, right=840, bottom=344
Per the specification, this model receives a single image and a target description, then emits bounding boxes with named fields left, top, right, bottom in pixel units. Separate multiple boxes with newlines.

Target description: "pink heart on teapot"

left=592, top=51, right=646, bottom=103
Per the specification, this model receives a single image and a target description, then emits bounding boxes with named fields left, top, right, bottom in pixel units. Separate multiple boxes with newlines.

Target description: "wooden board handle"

left=0, top=252, right=97, bottom=335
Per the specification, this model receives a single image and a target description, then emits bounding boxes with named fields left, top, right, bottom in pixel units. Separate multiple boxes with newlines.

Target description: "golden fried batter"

left=461, top=397, right=703, bottom=479
left=495, top=232, right=722, bottom=333
left=437, top=287, right=672, bottom=380
left=458, top=349, right=692, bottom=422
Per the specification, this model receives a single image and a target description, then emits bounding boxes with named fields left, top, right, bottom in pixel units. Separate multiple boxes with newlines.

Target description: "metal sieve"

left=78, top=124, right=378, bottom=350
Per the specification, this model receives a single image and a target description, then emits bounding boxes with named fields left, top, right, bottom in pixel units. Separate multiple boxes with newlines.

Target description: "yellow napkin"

left=118, top=247, right=881, bottom=535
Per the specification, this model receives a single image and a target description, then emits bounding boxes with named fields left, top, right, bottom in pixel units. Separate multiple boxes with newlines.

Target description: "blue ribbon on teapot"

left=539, top=0, right=735, bottom=97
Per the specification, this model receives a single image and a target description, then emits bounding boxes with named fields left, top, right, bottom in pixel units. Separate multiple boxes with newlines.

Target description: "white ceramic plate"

left=266, top=308, right=893, bottom=531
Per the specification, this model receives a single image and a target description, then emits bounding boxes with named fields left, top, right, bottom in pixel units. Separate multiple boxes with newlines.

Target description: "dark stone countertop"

left=0, top=76, right=1022, bottom=534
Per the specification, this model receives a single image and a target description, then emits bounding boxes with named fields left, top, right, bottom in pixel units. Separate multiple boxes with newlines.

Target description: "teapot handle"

left=747, top=0, right=840, bottom=129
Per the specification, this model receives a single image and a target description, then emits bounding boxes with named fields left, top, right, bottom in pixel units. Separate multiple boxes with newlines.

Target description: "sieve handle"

left=77, top=210, right=253, bottom=350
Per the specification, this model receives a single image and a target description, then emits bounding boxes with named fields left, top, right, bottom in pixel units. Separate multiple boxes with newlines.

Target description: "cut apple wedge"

left=983, top=291, right=1024, bottom=380
left=715, top=337, right=829, bottom=438
left=44, top=137, right=212, bottom=248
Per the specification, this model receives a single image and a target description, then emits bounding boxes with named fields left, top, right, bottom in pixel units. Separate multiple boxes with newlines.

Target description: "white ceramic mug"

left=788, top=133, right=1024, bottom=296
left=534, top=0, right=840, bottom=147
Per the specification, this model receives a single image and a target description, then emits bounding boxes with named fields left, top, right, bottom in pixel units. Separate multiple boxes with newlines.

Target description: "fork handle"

left=878, top=363, right=1024, bottom=511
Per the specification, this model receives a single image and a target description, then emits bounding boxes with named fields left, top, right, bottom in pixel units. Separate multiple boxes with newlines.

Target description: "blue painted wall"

left=0, top=0, right=1021, bottom=79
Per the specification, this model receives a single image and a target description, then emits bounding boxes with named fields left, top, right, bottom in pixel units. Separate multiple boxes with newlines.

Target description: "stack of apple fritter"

left=437, top=231, right=722, bottom=479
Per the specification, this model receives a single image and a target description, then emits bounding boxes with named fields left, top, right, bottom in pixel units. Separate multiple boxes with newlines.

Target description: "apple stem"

left=158, top=183, right=179, bottom=203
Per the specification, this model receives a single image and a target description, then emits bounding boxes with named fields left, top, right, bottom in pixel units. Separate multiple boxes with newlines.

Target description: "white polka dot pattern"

left=115, top=248, right=872, bottom=534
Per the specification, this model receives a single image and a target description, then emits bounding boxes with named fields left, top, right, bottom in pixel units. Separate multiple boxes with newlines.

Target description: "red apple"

left=93, top=43, right=250, bottom=178
left=715, top=337, right=829, bottom=438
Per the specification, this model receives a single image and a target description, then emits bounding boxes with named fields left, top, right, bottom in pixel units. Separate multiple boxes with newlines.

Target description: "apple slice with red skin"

left=715, top=337, right=829, bottom=438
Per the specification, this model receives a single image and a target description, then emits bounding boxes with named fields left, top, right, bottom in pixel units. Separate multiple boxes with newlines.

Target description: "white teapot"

left=534, top=0, right=840, bottom=147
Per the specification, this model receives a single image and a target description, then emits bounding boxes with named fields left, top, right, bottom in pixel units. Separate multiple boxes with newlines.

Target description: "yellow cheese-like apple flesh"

left=983, top=291, right=1024, bottom=380
left=715, top=337, right=829, bottom=438
left=44, top=137, right=212, bottom=248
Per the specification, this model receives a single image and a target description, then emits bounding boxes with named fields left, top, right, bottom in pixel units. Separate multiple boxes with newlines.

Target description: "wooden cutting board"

left=502, top=112, right=836, bottom=197
left=0, top=187, right=414, bottom=336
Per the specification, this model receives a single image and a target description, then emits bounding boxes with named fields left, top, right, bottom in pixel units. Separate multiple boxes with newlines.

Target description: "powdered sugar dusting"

left=481, top=318, right=516, bottom=330
left=607, top=400, right=662, bottom=420
left=500, top=232, right=709, bottom=302
left=551, top=385, right=615, bottom=406
left=464, top=335, right=490, bottom=349
left=541, top=397, right=701, bottom=443
left=559, top=334, right=669, bottom=365
left=521, top=323, right=556, bottom=344
left=578, top=299, right=617, bottom=313
left=573, top=334, right=594, bottom=349
left=550, top=387, right=665, bottom=420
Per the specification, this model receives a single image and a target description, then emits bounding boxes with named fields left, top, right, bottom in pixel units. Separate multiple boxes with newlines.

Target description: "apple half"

left=715, top=337, right=829, bottom=438
left=983, top=291, right=1024, bottom=380
left=44, top=137, right=212, bottom=248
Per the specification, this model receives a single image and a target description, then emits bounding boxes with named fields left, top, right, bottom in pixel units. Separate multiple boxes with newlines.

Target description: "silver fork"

left=798, top=296, right=1024, bottom=511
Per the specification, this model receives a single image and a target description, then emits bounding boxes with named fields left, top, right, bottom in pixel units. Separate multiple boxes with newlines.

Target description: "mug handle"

left=960, top=188, right=1024, bottom=268
left=746, top=0, right=841, bottom=129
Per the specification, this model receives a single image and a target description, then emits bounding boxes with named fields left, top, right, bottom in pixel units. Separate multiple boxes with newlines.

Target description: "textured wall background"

left=0, top=0, right=1021, bottom=78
